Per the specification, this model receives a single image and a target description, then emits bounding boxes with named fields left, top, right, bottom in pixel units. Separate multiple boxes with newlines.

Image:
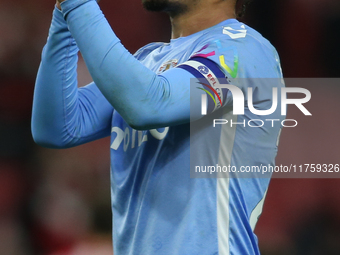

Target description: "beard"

left=142, top=0, right=188, bottom=16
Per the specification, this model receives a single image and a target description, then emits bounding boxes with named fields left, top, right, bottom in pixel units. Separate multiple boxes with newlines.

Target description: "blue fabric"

left=32, top=1, right=284, bottom=255
left=32, top=7, right=113, bottom=148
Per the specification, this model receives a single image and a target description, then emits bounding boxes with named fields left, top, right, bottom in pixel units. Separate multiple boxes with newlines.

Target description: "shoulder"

left=133, top=42, right=167, bottom=61
left=189, top=20, right=282, bottom=79
left=195, top=20, right=276, bottom=53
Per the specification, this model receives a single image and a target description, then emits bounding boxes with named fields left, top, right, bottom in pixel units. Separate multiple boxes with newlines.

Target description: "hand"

left=56, top=0, right=66, bottom=4
left=56, top=0, right=62, bottom=10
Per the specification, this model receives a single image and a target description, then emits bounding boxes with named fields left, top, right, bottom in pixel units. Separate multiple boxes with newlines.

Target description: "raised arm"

left=57, top=0, right=208, bottom=130
left=31, top=7, right=113, bottom=148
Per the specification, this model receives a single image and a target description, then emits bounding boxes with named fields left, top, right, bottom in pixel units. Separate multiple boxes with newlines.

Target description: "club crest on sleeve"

left=157, top=59, right=178, bottom=74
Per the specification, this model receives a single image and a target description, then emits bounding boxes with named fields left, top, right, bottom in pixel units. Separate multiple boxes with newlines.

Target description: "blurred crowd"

left=0, top=0, right=339, bottom=254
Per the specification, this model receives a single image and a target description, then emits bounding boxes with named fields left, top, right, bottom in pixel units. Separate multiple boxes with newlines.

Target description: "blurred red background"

left=0, top=0, right=339, bottom=254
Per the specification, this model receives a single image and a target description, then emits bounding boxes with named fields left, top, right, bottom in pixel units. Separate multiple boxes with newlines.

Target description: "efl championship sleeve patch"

left=177, top=57, right=229, bottom=114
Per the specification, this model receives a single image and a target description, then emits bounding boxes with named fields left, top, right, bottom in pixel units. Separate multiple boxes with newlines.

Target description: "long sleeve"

left=32, top=7, right=113, bottom=148
left=59, top=0, right=204, bottom=130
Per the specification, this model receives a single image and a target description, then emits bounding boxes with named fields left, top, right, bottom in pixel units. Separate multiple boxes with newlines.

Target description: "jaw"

left=142, top=0, right=190, bottom=17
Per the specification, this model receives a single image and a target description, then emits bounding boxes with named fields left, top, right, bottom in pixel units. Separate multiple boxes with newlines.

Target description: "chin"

left=142, top=0, right=169, bottom=12
left=142, top=0, right=188, bottom=16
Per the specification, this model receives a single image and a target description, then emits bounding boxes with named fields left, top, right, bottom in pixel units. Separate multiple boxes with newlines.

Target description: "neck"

left=169, top=0, right=236, bottom=39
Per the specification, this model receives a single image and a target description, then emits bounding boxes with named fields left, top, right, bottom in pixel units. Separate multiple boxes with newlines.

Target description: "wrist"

left=56, top=1, right=62, bottom=10
left=59, top=0, right=95, bottom=18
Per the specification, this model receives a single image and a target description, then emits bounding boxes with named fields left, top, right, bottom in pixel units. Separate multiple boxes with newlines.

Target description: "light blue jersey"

left=110, top=20, right=283, bottom=255
left=32, top=1, right=284, bottom=254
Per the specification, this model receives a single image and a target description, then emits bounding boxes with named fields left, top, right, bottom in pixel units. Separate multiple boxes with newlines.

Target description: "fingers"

left=56, top=1, right=62, bottom=10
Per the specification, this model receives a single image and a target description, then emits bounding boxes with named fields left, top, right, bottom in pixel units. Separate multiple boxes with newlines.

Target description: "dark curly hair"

left=235, top=0, right=253, bottom=18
